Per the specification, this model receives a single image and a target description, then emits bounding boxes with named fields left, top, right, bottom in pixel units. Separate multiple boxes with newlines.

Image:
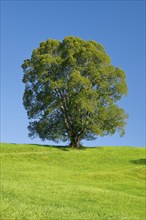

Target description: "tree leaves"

left=22, top=36, right=128, bottom=147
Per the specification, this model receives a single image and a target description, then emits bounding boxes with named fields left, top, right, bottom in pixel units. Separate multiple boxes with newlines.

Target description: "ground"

left=1, top=143, right=145, bottom=219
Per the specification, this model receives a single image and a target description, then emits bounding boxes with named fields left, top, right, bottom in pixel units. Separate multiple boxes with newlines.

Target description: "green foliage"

left=22, top=36, right=128, bottom=147
left=1, top=143, right=145, bottom=219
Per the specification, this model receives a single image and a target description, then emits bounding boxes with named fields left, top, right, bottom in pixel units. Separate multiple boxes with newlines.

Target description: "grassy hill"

left=0, top=143, right=145, bottom=220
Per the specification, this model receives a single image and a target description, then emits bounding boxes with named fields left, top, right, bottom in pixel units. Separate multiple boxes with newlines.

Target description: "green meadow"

left=0, top=143, right=145, bottom=220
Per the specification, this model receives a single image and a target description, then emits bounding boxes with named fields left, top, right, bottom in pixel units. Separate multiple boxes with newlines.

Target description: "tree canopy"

left=22, top=36, right=128, bottom=148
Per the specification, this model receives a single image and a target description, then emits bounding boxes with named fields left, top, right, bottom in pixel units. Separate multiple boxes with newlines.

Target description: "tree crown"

left=22, top=36, right=128, bottom=147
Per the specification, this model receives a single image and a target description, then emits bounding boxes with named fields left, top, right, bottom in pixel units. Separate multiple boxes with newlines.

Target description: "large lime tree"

left=22, top=36, right=128, bottom=148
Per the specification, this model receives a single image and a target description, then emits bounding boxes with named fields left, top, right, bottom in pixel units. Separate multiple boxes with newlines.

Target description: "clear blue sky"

left=1, top=1, right=145, bottom=147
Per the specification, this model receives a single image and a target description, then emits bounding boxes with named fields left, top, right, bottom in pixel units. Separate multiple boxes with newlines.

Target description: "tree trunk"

left=69, top=136, right=80, bottom=148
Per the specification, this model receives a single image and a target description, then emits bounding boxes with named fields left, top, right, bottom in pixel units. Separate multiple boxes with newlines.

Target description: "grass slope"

left=0, top=143, right=145, bottom=220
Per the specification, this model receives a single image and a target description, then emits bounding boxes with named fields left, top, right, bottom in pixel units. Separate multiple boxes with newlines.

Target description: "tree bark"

left=69, top=136, right=80, bottom=148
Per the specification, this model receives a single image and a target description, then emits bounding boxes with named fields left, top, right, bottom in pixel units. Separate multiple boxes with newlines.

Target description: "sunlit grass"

left=0, top=143, right=145, bottom=219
